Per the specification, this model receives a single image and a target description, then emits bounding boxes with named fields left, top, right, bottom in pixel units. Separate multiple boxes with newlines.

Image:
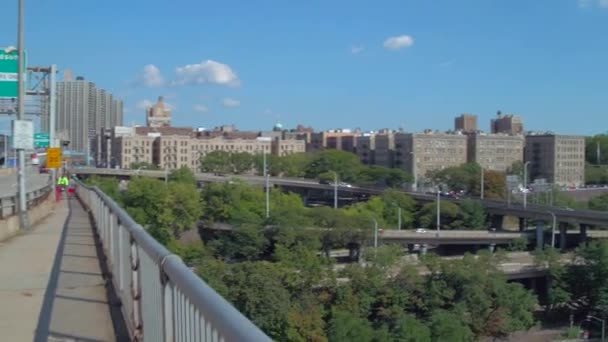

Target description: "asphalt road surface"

left=0, top=167, right=51, bottom=198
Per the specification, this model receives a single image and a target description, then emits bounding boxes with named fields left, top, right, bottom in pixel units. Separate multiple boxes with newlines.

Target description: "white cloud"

left=140, top=64, right=164, bottom=87
left=222, top=98, right=240, bottom=108
left=351, top=45, right=364, bottom=55
left=383, top=35, right=415, bottom=50
left=136, top=98, right=175, bottom=111
left=136, top=99, right=154, bottom=110
left=579, top=0, right=608, bottom=8
left=174, top=60, right=240, bottom=87
left=194, top=104, right=209, bottom=113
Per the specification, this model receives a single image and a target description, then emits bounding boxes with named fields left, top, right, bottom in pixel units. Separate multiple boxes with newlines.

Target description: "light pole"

left=397, top=206, right=402, bottom=230
left=523, top=161, right=531, bottom=209
left=436, top=188, right=441, bottom=236
left=480, top=167, right=485, bottom=200
left=371, top=217, right=379, bottom=257
left=16, top=0, right=29, bottom=230
left=586, top=315, right=605, bottom=342
left=410, top=151, right=417, bottom=192
left=265, top=174, right=270, bottom=219
left=547, top=211, right=556, bottom=248
left=329, top=170, right=338, bottom=209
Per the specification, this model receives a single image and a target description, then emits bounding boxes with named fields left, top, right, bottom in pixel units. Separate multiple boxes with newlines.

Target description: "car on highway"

left=339, top=182, right=353, bottom=188
left=31, top=153, right=40, bottom=166
left=39, top=164, right=49, bottom=173
left=415, top=228, right=427, bottom=233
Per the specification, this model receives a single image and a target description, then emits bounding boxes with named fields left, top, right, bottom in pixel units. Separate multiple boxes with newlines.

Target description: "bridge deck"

left=0, top=197, right=128, bottom=341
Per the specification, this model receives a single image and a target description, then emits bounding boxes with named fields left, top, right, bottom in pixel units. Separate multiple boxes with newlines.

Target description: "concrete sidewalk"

left=0, top=198, right=128, bottom=341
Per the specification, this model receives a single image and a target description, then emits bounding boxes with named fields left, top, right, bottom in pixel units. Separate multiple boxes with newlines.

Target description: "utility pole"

left=49, top=64, right=57, bottom=186
left=397, top=207, right=402, bottom=230
left=265, top=174, right=270, bottom=219
left=16, top=0, right=29, bottom=230
left=436, top=189, right=441, bottom=236
left=480, top=168, right=485, bottom=200
left=523, top=161, right=530, bottom=209
left=598, top=141, right=601, bottom=165
left=333, top=172, right=338, bottom=209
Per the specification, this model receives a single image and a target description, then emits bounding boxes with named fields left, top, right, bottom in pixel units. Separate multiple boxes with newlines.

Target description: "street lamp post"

left=372, top=218, right=379, bottom=257
left=263, top=151, right=270, bottom=218
left=397, top=206, right=402, bottom=230
left=523, top=161, right=531, bottom=209
left=436, top=189, right=441, bottom=236
left=547, top=211, right=556, bottom=248
left=329, top=170, right=338, bottom=209
left=480, top=168, right=485, bottom=200
left=410, top=151, right=417, bottom=192
left=586, top=315, right=605, bottom=342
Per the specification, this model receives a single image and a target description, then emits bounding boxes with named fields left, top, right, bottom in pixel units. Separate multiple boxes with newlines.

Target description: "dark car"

left=39, top=165, right=49, bottom=173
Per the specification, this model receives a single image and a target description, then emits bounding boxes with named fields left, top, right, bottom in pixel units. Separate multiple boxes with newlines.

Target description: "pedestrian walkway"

left=0, top=197, right=128, bottom=341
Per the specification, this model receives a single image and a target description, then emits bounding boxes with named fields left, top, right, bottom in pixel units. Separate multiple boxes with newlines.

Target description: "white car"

left=415, top=228, right=427, bottom=233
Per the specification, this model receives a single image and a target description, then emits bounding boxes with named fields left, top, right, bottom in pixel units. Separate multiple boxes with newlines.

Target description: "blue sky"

left=0, top=0, right=607, bottom=135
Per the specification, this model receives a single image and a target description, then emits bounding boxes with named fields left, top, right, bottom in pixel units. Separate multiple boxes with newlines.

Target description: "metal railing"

left=0, top=184, right=53, bottom=219
left=75, top=182, right=272, bottom=342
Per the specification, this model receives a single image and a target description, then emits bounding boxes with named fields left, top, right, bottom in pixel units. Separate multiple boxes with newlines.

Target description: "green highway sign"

left=34, top=132, right=49, bottom=148
left=0, top=48, right=26, bottom=99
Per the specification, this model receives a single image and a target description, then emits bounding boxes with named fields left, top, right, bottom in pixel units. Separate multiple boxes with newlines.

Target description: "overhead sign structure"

left=34, top=132, right=49, bottom=148
left=46, top=147, right=61, bottom=169
left=11, top=119, right=33, bottom=149
left=0, top=47, right=26, bottom=114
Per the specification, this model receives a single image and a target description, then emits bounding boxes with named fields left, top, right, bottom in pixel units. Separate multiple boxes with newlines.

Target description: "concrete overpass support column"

left=519, top=217, right=526, bottom=232
left=490, top=215, right=504, bottom=230
left=579, top=224, right=588, bottom=245
left=559, top=222, right=568, bottom=251
left=420, top=244, right=428, bottom=255
left=488, top=243, right=496, bottom=253
left=530, top=278, right=538, bottom=293
left=536, top=221, right=544, bottom=250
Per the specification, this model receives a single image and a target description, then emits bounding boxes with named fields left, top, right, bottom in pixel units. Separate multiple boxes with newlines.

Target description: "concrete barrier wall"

left=0, top=169, right=15, bottom=176
left=0, top=192, right=56, bottom=242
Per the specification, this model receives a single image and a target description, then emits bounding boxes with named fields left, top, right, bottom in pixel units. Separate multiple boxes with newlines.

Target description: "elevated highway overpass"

left=72, top=167, right=608, bottom=229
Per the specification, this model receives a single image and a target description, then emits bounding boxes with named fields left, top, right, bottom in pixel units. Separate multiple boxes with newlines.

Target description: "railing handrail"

left=77, top=181, right=272, bottom=341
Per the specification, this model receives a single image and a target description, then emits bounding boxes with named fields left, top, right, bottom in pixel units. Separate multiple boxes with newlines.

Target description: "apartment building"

left=356, top=134, right=375, bottom=165
left=113, top=135, right=156, bottom=169
left=394, top=132, right=468, bottom=187
left=308, top=130, right=358, bottom=152
left=491, top=111, right=524, bottom=135
left=373, top=133, right=395, bottom=168
left=525, top=134, right=585, bottom=187
left=454, top=114, right=477, bottom=133
left=56, top=73, right=123, bottom=152
left=467, top=134, right=524, bottom=172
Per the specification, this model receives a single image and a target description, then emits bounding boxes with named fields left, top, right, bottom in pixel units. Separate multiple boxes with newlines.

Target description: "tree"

left=286, top=302, right=327, bottom=342
left=589, top=193, right=608, bottom=211
left=392, top=314, right=431, bottom=342
left=168, top=182, right=202, bottom=237
left=358, top=166, right=413, bottom=188
left=459, top=199, right=486, bottom=229
left=201, top=150, right=232, bottom=175
left=418, top=201, right=462, bottom=230
left=305, top=150, right=363, bottom=183
left=380, top=189, right=416, bottom=229
left=280, top=153, right=314, bottom=178
left=253, top=153, right=283, bottom=176
left=429, top=310, right=474, bottom=342
left=168, top=166, right=197, bottom=186
left=586, top=164, right=608, bottom=185
left=230, top=152, right=253, bottom=174
left=585, top=134, right=608, bottom=165
left=122, top=177, right=174, bottom=244
left=85, top=175, right=121, bottom=201
left=210, top=224, right=269, bottom=261
left=327, top=310, right=375, bottom=342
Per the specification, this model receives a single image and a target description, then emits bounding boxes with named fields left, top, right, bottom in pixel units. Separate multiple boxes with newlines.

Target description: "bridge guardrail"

left=75, top=182, right=271, bottom=342
left=0, top=184, right=53, bottom=219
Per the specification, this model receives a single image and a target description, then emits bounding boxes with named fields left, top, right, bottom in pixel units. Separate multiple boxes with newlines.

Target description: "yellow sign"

left=46, top=148, right=62, bottom=169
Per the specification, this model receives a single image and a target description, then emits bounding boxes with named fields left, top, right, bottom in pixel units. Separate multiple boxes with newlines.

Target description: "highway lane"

left=0, top=167, right=51, bottom=198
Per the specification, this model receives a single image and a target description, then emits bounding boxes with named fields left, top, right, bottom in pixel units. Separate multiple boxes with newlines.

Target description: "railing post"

left=130, top=237, right=143, bottom=340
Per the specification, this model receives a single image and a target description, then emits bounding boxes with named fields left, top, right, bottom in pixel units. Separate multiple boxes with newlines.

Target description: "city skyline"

left=1, top=0, right=607, bottom=134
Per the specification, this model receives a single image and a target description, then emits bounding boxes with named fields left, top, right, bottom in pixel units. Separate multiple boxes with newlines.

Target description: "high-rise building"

left=374, top=133, right=395, bottom=167
left=525, top=134, right=585, bottom=187
left=146, top=96, right=171, bottom=127
left=56, top=73, right=123, bottom=152
left=491, top=111, right=524, bottom=135
left=467, top=133, right=524, bottom=172
left=356, top=134, right=375, bottom=165
left=454, top=114, right=477, bottom=132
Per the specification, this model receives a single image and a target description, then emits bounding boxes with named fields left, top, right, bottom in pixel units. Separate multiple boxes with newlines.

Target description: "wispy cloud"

left=351, top=45, right=364, bottom=55
left=222, top=98, right=240, bottom=108
left=578, top=0, right=608, bottom=8
left=137, top=64, right=164, bottom=87
left=383, top=35, right=415, bottom=50
left=438, top=60, right=455, bottom=68
left=194, top=104, right=209, bottom=113
left=136, top=98, right=175, bottom=111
